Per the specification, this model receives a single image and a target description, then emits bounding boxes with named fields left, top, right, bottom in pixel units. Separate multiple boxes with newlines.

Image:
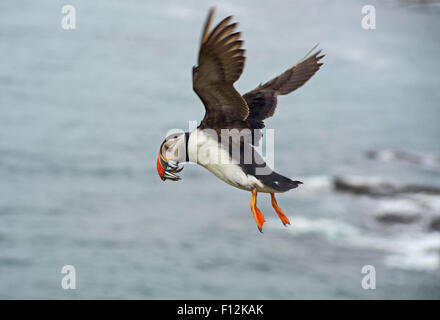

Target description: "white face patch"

left=161, top=134, right=186, bottom=162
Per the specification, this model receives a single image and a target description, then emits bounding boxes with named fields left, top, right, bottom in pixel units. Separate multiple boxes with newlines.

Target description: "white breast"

left=187, top=129, right=265, bottom=191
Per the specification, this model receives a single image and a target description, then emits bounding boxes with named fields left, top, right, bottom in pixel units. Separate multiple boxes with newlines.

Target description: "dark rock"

left=333, top=176, right=440, bottom=197
left=365, top=149, right=440, bottom=170
left=429, top=218, right=440, bottom=231
left=333, top=177, right=398, bottom=197
left=375, top=212, right=420, bottom=224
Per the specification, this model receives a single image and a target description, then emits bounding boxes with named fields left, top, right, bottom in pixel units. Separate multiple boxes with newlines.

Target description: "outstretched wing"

left=243, top=46, right=324, bottom=129
left=193, top=8, right=249, bottom=129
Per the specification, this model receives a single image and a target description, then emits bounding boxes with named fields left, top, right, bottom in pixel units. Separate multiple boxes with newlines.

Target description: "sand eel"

left=156, top=8, right=324, bottom=232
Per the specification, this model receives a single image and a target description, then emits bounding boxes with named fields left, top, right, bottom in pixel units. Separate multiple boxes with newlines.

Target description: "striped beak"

left=156, top=153, right=183, bottom=181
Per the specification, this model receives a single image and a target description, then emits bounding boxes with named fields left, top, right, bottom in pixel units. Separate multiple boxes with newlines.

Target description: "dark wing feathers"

left=243, top=48, right=324, bottom=128
left=193, top=9, right=324, bottom=132
left=193, top=9, right=249, bottom=129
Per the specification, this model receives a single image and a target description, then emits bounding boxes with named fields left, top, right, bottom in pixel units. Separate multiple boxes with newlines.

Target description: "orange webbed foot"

left=271, top=193, right=290, bottom=226
left=251, top=189, right=265, bottom=233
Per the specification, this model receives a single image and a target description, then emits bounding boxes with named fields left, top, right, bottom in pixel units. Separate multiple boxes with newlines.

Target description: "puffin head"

left=156, top=133, right=187, bottom=181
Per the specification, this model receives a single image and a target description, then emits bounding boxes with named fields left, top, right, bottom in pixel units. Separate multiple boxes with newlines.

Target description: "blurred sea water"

left=0, top=0, right=440, bottom=299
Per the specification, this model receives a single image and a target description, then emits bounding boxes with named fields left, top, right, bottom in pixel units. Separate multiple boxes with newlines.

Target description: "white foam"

left=373, top=150, right=397, bottom=162
left=349, top=233, right=440, bottom=271
left=382, top=234, right=440, bottom=271
left=279, top=216, right=359, bottom=239
left=372, top=199, right=422, bottom=220
left=368, top=149, right=440, bottom=170
left=337, top=175, right=389, bottom=187
left=408, top=194, right=440, bottom=213
left=268, top=215, right=440, bottom=272
left=385, top=252, right=439, bottom=271
left=375, top=199, right=421, bottom=213
left=300, top=175, right=333, bottom=192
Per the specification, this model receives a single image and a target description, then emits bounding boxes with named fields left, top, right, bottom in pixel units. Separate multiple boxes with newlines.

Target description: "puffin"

left=156, top=8, right=324, bottom=232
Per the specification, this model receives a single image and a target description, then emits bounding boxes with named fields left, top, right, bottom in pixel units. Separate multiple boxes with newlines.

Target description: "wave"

left=366, top=149, right=440, bottom=170
left=267, top=215, right=440, bottom=271
left=273, top=215, right=359, bottom=240
left=276, top=173, right=440, bottom=271
left=333, top=175, right=440, bottom=197
left=372, top=199, right=422, bottom=224
left=300, top=175, right=333, bottom=192
left=351, top=231, right=440, bottom=271
left=331, top=175, right=440, bottom=228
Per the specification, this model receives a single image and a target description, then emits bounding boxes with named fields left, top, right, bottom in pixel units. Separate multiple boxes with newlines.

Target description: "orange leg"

left=251, top=189, right=265, bottom=232
left=271, top=193, right=290, bottom=226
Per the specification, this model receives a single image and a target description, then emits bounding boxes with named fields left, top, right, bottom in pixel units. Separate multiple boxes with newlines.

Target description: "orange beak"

left=156, top=153, right=183, bottom=181
left=156, top=153, right=167, bottom=181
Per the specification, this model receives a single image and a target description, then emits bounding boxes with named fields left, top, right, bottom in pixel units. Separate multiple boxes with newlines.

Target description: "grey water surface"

left=1, top=0, right=440, bottom=299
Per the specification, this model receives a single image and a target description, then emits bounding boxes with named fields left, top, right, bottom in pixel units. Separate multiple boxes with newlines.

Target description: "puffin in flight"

left=156, top=8, right=324, bottom=232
